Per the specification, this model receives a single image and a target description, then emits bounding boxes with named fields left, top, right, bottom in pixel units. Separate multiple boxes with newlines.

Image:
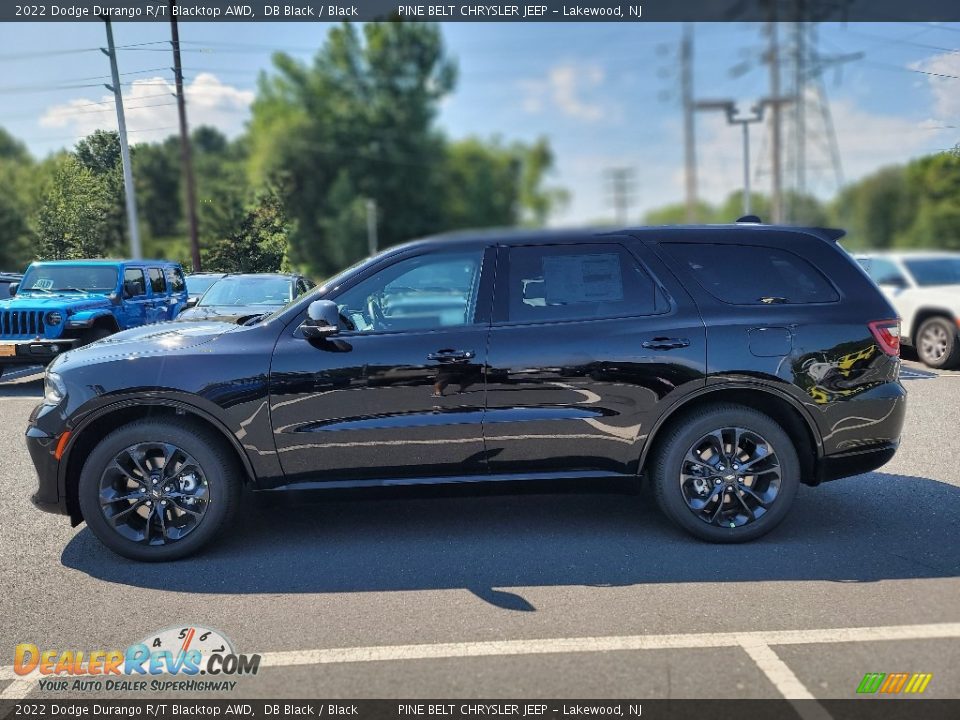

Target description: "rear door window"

left=663, top=243, right=839, bottom=305
left=503, top=244, right=668, bottom=324
left=123, top=268, right=146, bottom=297
left=148, top=268, right=166, bottom=294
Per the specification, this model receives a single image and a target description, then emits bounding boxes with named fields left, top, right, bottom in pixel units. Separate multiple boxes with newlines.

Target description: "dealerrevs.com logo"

left=856, top=672, right=933, bottom=695
left=14, top=626, right=260, bottom=693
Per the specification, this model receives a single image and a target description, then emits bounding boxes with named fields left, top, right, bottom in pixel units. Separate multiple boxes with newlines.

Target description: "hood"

left=177, top=304, right=279, bottom=323
left=51, top=321, right=240, bottom=370
left=0, top=292, right=112, bottom=311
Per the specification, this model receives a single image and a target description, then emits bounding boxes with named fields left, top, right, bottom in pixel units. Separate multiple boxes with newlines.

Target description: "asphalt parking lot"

left=0, top=358, right=958, bottom=701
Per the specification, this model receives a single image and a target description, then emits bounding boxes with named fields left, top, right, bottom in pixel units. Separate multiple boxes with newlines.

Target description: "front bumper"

left=0, top=338, right=78, bottom=365
left=26, top=424, right=69, bottom=516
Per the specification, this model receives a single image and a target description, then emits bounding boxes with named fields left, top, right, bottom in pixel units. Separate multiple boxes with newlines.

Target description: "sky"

left=0, top=20, right=958, bottom=226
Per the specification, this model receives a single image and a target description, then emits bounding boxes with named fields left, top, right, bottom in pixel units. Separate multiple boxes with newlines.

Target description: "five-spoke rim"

left=679, top=427, right=781, bottom=529
left=920, top=324, right=949, bottom=362
left=98, top=442, right=209, bottom=545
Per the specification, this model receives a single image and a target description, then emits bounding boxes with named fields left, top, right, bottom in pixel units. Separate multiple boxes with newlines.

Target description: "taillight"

left=868, top=319, right=901, bottom=357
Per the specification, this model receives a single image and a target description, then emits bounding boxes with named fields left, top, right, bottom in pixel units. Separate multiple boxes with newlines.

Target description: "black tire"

left=916, top=316, right=960, bottom=370
left=78, top=420, right=241, bottom=561
left=79, top=326, right=113, bottom=347
left=650, top=404, right=800, bottom=543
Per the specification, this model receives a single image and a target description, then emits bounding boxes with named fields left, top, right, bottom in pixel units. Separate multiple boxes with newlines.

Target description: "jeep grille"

left=0, top=309, right=46, bottom=339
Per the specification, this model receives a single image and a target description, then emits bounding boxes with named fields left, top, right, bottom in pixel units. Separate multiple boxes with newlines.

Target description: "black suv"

left=26, top=224, right=906, bottom=560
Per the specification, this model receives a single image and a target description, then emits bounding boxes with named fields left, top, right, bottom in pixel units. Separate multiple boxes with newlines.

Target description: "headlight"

left=43, top=371, right=67, bottom=405
left=46, top=311, right=63, bottom=325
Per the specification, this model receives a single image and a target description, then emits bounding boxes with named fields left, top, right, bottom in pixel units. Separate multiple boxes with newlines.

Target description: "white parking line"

left=3, top=621, right=959, bottom=700
left=0, top=366, right=42, bottom=382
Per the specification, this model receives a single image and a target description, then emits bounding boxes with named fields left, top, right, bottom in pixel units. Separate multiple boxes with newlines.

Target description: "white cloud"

left=911, top=51, right=960, bottom=123
left=520, top=63, right=613, bottom=122
left=40, top=73, right=254, bottom=143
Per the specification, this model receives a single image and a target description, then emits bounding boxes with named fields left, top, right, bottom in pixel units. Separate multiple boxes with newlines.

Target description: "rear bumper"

left=0, top=338, right=78, bottom=365
left=817, top=442, right=899, bottom=483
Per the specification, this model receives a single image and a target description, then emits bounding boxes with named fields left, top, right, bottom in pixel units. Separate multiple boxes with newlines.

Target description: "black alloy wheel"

left=79, top=420, right=240, bottom=561
left=650, top=404, right=800, bottom=543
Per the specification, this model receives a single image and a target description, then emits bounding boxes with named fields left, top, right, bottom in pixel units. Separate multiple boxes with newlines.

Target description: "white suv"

left=856, top=251, right=960, bottom=369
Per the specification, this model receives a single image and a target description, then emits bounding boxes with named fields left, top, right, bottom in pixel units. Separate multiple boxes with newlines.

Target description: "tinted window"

left=201, top=276, right=293, bottom=306
left=505, top=244, right=665, bottom=324
left=148, top=268, right=166, bottom=294
left=664, top=243, right=839, bottom=305
left=903, top=258, right=960, bottom=287
left=167, top=267, right=186, bottom=292
left=186, top=274, right=221, bottom=296
left=123, top=268, right=146, bottom=297
left=860, top=258, right=907, bottom=286
left=335, top=250, right=484, bottom=333
left=19, top=265, right=118, bottom=293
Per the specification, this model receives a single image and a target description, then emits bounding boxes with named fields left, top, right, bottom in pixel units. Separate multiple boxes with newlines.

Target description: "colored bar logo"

left=857, top=672, right=933, bottom=695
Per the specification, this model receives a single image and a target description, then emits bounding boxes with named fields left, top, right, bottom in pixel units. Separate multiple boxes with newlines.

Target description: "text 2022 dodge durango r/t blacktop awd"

left=26, top=224, right=906, bottom=561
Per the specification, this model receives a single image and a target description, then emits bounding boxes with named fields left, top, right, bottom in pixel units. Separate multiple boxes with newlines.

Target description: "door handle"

left=642, top=337, right=690, bottom=350
left=427, top=349, right=476, bottom=363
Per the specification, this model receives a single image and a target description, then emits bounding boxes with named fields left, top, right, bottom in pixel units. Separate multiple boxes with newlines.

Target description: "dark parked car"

left=1, top=272, right=23, bottom=299
left=176, top=273, right=314, bottom=324
left=183, top=272, right=226, bottom=306
left=26, top=224, right=906, bottom=560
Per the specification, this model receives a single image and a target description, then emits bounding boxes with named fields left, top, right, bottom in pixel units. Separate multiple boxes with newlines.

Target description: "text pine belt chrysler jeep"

left=0, top=259, right=188, bottom=375
left=25, top=224, right=906, bottom=561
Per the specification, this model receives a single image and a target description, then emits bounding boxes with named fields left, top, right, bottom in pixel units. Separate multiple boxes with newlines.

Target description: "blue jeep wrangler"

left=0, top=259, right=188, bottom=375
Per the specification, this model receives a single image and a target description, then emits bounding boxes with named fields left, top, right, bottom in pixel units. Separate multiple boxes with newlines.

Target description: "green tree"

left=75, top=130, right=127, bottom=255
left=249, top=22, right=456, bottom=276
left=0, top=128, right=35, bottom=270
left=134, top=137, right=182, bottom=240
left=205, top=188, right=291, bottom=273
left=34, top=155, right=111, bottom=260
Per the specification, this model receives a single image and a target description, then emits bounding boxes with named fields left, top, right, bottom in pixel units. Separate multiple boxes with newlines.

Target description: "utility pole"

left=604, top=168, right=636, bottom=225
left=365, top=199, right=378, bottom=256
left=100, top=17, right=141, bottom=259
left=765, top=18, right=784, bottom=223
left=681, top=23, right=698, bottom=223
left=170, top=0, right=201, bottom=272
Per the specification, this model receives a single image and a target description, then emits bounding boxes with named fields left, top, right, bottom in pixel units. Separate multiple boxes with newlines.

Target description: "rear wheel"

left=916, top=316, right=960, bottom=369
left=650, top=404, right=800, bottom=543
left=78, top=420, right=241, bottom=561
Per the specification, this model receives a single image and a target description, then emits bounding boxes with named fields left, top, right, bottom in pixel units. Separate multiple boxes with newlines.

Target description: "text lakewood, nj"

left=397, top=4, right=642, bottom=17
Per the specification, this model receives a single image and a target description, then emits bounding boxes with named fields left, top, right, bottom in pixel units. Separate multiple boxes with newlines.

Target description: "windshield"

left=255, top=255, right=377, bottom=324
left=200, top=276, right=293, bottom=306
left=186, top=275, right=223, bottom=296
left=903, top=258, right=960, bottom=287
left=19, top=265, right=118, bottom=293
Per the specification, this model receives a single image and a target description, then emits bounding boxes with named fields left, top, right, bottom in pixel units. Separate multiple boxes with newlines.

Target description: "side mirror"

left=185, top=296, right=199, bottom=308
left=300, top=300, right=340, bottom=339
left=8, top=283, right=17, bottom=297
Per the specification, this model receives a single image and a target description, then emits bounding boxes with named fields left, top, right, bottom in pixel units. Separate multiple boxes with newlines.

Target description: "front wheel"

left=916, top=317, right=960, bottom=369
left=650, top=404, right=800, bottom=543
left=78, top=420, right=241, bottom=561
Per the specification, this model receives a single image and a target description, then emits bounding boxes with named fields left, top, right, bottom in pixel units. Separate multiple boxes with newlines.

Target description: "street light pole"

left=694, top=97, right=791, bottom=219
left=724, top=105, right=765, bottom=217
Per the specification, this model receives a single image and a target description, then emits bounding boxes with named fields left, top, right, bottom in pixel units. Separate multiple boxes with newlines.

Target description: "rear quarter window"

left=663, top=242, right=839, bottom=305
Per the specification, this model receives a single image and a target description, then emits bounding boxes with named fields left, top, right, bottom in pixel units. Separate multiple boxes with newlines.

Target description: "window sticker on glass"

left=543, top=253, right=623, bottom=305
left=33, top=278, right=54, bottom=290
